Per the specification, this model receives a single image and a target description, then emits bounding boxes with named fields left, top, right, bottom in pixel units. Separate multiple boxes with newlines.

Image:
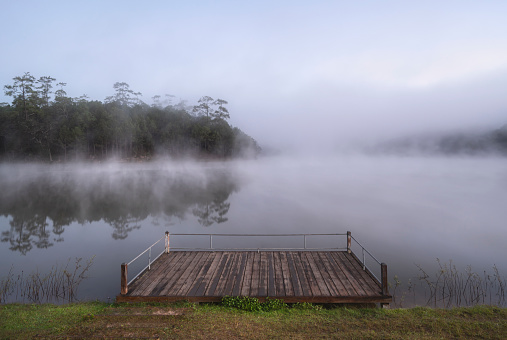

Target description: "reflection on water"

left=0, top=163, right=239, bottom=254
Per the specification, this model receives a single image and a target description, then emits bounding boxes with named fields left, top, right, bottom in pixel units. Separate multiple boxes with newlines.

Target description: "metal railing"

left=167, top=233, right=348, bottom=251
left=122, top=235, right=166, bottom=288
left=120, top=231, right=389, bottom=297
left=349, top=235, right=382, bottom=282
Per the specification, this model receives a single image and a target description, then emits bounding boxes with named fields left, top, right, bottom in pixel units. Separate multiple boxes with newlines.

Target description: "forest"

left=0, top=73, right=261, bottom=161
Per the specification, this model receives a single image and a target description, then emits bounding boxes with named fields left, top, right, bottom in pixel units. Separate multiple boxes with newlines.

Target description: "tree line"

left=369, top=125, right=507, bottom=156
left=0, top=72, right=261, bottom=161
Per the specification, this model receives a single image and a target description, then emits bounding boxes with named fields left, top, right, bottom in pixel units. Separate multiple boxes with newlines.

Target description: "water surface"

left=1, top=155, right=506, bottom=303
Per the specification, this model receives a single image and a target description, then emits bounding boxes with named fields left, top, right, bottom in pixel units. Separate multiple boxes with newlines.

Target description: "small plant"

left=292, top=302, right=323, bottom=310
left=222, top=296, right=263, bottom=311
left=262, top=297, right=288, bottom=311
left=82, top=313, right=95, bottom=321
left=221, top=296, right=324, bottom=312
left=221, top=296, right=289, bottom=312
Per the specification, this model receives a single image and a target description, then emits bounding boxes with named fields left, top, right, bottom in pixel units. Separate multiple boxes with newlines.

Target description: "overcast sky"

left=1, top=1, right=507, bottom=150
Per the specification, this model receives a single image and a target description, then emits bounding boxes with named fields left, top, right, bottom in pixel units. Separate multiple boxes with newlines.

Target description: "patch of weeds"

left=221, top=296, right=328, bottom=312
left=222, top=296, right=289, bottom=312
left=82, top=313, right=95, bottom=321
left=262, top=297, right=288, bottom=311
left=222, top=296, right=264, bottom=311
left=292, top=302, right=323, bottom=311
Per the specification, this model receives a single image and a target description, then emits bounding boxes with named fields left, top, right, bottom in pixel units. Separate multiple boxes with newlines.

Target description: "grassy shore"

left=1, top=302, right=506, bottom=339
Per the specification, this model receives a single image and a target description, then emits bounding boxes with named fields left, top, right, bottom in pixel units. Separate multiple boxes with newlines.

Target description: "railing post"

left=381, top=262, right=389, bottom=295
left=362, top=249, right=366, bottom=270
left=121, top=263, right=128, bottom=295
left=347, top=231, right=351, bottom=253
left=165, top=231, right=170, bottom=253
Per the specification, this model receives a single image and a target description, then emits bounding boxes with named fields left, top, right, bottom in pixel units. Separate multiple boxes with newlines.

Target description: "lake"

left=1, top=154, right=506, bottom=305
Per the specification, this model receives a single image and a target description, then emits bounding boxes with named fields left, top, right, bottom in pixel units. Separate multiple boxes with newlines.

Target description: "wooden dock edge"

left=116, top=295, right=392, bottom=304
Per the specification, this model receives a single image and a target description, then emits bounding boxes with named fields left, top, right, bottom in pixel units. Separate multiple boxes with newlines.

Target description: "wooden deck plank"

left=347, top=252, right=382, bottom=293
left=127, top=252, right=167, bottom=293
left=285, top=252, right=303, bottom=296
left=187, top=252, right=216, bottom=296
left=206, top=252, right=230, bottom=296
left=338, top=252, right=376, bottom=296
left=324, top=252, right=360, bottom=296
left=300, top=252, right=322, bottom=296
left=118, top=250, right=391, bottom=304
left=250, top=252, right=260, bottom=296
left=149, top=252, right=193, bottom=296
left=223, top=252, right=241, bottom=296
left=291, top=252, right=312, bottom=296
left=337, top=252, right=374, bottom=296
left=303, top=252, right=331, bottom=296
left=279, top=252, right=293, bottom=296
left=311, top=252, right=341, bottom=297
left=216, top=252, right=238, bottom=296
left=175, top=251, right=209, bottom=296
left=258, top=252, right=267, bottom=296
left=273, top=252, right=286, bottom=296
left=129, top=252, right=182, bottom=296
left=240, top=252, right=253, bottom=296
left=162, top=252, right=204, bottom=296
left=315, top=251, right=348, bottom=296
left=194, top=252, right=223, bottom=297
left=232, top=252, right=248, bottom=296
left=333, top=252, right=369, bottom=296
left=267, top=252, right=276, bottom=296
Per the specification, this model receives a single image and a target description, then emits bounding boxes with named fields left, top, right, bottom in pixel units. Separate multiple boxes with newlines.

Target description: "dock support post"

left=381, top=263, right=389, bottom=295
left=121, top=263, right=128, bottom=295
left=165, top=231, right=170, bottom=253
left=380, top=262, right=389, bottom=308
left=347, top=231, right=351, bottom=253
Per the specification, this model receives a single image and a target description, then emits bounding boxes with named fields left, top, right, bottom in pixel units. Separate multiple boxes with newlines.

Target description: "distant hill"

left=368, top=124, right=507, bottom=156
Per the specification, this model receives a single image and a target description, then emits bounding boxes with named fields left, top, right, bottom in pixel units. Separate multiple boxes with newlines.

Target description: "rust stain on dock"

left=116, top=251, right=392, bottom=304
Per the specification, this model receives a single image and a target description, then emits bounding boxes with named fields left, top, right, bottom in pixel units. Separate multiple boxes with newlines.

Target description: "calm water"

left=1, top=155, right=506, bottom=304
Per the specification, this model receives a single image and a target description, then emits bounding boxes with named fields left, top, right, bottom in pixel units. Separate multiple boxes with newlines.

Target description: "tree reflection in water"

left=0, top=164, right=240, bottom=254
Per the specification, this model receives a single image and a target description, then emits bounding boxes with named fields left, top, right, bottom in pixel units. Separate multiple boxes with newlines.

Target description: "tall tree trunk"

left=48, top=145, right=52, bottom=162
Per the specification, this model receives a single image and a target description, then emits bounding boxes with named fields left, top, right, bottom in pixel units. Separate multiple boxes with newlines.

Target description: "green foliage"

left=222, top=296, right=263, bottom=311
left=221, top=296, right=288, bottom=312
left=262, top=297, right=288, bottom=311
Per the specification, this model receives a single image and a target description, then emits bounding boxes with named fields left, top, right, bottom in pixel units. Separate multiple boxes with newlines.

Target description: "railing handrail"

left=168, top=233, right=347, bottom=236
left=167, top=233, right=347, bottom=252
left=350, top=235, right=382, bottom=266
left=127, top=235, right=165, bottom=266
left=167, top=247, right=346, bottom=251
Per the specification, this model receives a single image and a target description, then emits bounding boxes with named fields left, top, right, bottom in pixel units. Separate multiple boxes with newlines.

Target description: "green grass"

left=1, top=302, right=506, bottom=339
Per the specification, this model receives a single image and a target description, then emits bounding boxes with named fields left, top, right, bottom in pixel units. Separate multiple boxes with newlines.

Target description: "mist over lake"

left=1, top=154, right=506, bottom=304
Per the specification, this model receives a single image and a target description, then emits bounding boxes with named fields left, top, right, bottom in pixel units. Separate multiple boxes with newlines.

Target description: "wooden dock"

left=116, top=233, right=392, bottom=305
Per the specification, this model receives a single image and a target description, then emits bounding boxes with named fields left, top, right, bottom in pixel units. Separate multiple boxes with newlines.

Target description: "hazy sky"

left=1, top=0, right=507, bottom=150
